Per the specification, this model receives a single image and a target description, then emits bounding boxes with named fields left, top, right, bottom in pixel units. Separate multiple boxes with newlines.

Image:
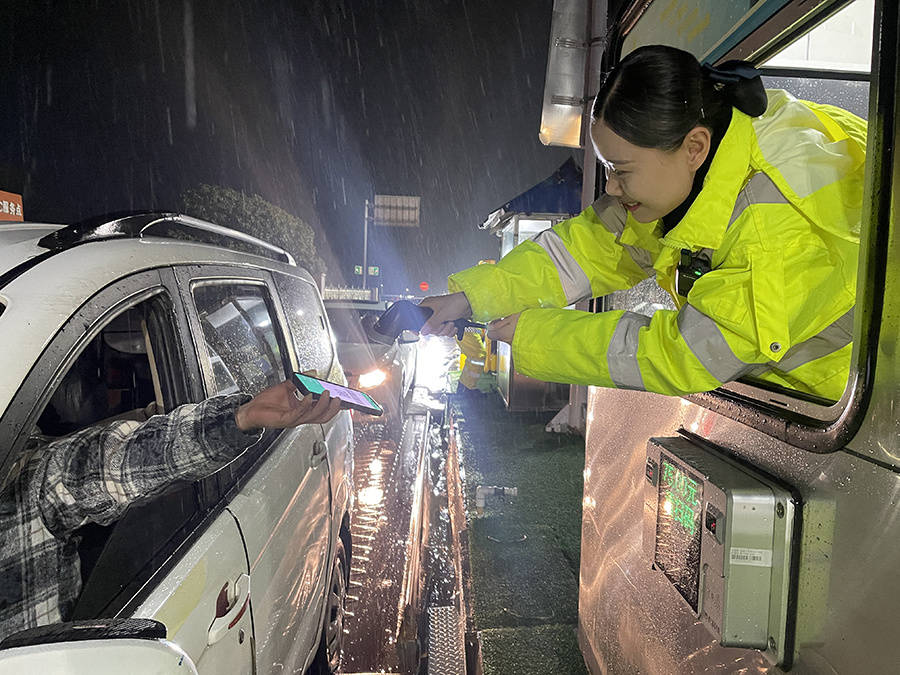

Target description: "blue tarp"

left=497, top=156, right=583, bottom=217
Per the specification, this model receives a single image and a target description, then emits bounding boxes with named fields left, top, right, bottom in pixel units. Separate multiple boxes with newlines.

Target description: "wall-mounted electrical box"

left=644, top=435, right=799, bottom=667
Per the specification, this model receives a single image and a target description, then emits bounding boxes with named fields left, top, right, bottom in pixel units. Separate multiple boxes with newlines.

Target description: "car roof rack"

left=37, top=211, right=295, bottom=265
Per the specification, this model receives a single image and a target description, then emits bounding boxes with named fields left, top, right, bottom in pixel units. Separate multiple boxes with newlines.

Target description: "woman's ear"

left=682, top=126, right=712, bottom=170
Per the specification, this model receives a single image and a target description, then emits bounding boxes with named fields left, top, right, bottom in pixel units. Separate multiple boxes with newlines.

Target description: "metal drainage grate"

left=428, top=605, right=465, bottom=675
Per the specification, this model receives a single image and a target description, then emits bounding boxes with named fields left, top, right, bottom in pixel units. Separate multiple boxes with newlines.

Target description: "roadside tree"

left=182, top=184, right=326, bottom=276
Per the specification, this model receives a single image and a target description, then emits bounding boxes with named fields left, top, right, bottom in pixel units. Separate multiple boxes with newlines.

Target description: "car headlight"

left=358, top=368, right=387, bottom=389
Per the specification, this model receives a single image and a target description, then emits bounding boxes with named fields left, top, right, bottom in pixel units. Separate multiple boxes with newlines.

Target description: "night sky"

left=1, top=0, right=573, bottom=293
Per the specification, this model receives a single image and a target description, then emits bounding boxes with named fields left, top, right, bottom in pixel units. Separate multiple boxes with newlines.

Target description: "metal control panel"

left=644, top=436, right=798, bottom=666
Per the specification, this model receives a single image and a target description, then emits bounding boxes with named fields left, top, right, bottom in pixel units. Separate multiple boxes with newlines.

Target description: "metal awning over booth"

left=480, top=157, right=583, bottom=234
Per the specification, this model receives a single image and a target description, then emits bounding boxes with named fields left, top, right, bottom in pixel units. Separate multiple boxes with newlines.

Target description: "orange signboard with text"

left=0, top=191, right=23, bottom=222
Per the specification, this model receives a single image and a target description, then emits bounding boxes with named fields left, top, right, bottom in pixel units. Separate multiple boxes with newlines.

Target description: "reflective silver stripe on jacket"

left=728, top=172, right=789, bottom=228
left=607, top=312, right=651, bottom=390
left=591, top=195, right=657, bottom=278
left=748, top=306, right=855, bottom=376
left=779, top=307, right=854, bottom=370
left=677, top=304, right=752, bottom=383
left=532, top=229, right=592, bottom=304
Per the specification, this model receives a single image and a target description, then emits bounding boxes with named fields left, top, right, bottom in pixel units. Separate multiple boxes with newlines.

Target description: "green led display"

left=661, top=461, right=701, bottom=535
left=655, top=457, right=704, bottom=612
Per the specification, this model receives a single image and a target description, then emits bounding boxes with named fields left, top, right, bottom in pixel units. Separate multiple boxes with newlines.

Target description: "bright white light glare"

left=416, top=335, right=458, bottom=393
left=690, top=421, right=699, bottom=432
left=358, top=486, right=384, bottom=507
left=663, top=499, right=673, bottom=515
left=369, top=458, right=383, bottom=476
left=358, top=368, right=387, bottom=389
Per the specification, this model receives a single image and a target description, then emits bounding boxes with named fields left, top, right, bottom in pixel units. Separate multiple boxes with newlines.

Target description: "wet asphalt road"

left=341, top=336, right=457, bottom=674
left=342, top=416, right=420, bottom=673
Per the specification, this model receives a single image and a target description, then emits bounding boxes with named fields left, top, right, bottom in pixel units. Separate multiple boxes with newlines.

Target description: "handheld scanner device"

left=368, top=300, right=485, bottom=344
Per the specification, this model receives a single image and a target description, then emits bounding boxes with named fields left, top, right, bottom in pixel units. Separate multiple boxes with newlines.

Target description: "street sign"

left=0, top=190, right=23, bottom=222
left=368, top=265, right=380, bottom=276
left=373, top=195, right=420, bottom=227
left=354, top=265, right=363, bottom=275
left=419, top=281, right=429, bottom=292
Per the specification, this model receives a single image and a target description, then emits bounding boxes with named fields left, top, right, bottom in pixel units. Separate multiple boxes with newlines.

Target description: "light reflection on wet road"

left=343, top=419, right=408, bottom=672
left=341, top=337, right=458, bottom=673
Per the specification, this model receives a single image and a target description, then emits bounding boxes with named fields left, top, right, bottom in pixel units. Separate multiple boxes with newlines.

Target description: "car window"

left=190, top=281, right=291, bottom=497
left=273, top=272, right=333, bottom=375
left=35, top=297, right=174, bottom=439
left=210, top=355, right=241, bottom=395
left=192, top=282, right=288, bottom=396
left=16, top=289, right=204, bottom=621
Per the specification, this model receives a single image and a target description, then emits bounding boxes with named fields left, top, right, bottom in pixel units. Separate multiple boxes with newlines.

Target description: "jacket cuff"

left=448, top=265, right=501, bottom=322
left=202, top=394, right=263, bottom=455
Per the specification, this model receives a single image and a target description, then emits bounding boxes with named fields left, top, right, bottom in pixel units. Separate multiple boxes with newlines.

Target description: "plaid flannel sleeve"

left=38, top=394, right=261, bottom=538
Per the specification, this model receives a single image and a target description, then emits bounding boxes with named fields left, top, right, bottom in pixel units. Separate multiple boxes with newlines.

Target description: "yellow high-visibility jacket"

left=448, top=90, right=866, bottom=400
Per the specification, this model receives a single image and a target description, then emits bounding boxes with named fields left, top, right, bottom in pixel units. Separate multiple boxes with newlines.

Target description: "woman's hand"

left=419, top=292, right=473, bottom=337
left=235, top=379, right=343, bottom=431
left=486, top=313, right=520, bottom=344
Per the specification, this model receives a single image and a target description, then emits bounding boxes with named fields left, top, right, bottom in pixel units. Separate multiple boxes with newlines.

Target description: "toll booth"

left=561, top=1, right=899, bottom=673
left=480, top=158, right=582, bottom=412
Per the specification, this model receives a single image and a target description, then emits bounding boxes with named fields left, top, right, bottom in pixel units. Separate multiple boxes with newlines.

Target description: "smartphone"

left=292, top=372, right=384, bottom=416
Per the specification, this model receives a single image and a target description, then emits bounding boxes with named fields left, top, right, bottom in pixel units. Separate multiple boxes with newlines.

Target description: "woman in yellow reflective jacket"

left=420, top=45, right=865, bottom=401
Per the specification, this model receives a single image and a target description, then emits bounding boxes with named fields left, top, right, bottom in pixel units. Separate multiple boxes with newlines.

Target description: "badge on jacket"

left=675, top=248, right=712, bottom=297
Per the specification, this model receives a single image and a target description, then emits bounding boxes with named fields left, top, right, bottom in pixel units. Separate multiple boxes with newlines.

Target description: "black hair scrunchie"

left=701, top=60, right=768, bottom=117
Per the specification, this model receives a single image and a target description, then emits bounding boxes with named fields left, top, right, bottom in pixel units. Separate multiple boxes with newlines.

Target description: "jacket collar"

left=656, top=109, right=754, bottom=251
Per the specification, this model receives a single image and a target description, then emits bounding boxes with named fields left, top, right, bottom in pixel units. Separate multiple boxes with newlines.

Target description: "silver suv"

left=0, top=213, right=353, bottom=674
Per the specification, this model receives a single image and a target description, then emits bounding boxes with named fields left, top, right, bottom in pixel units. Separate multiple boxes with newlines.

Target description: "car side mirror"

left=0, top=619, right=197, bottom=674
left=398, top=329, right=420, bottom=344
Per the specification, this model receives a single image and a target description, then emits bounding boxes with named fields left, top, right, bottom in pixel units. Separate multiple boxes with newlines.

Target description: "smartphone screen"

left=293, top=373, right=383, bottom=416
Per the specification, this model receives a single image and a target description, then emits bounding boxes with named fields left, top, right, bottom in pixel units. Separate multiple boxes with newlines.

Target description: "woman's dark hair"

left=591, top=45, right=768, bottom=151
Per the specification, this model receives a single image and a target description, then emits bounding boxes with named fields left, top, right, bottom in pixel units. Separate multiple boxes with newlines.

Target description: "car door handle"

left=311, top=439, right=328, bottom=466
left=207, top=573, right=250, bottom=645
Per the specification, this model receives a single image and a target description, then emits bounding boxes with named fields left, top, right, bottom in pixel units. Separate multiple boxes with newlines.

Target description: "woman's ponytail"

left=700, top=61, right=768, bottom=117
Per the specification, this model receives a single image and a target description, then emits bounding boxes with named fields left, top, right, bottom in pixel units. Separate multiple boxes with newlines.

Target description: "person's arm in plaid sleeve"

left=38, top=380, right=341, bottom=538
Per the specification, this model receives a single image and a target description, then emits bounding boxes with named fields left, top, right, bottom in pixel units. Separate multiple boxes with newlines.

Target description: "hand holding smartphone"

left=293, top=372, right=384, bottom=416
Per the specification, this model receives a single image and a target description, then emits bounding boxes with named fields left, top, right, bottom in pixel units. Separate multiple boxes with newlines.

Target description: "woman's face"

left=590, top=120, right=711, bottom=223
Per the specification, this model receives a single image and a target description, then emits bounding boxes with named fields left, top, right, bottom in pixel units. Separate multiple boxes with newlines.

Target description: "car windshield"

left=327, top=307, right=383, bottom=344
